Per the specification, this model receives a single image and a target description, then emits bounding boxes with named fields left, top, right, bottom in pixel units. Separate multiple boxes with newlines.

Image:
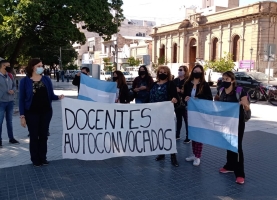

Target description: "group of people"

left=0, top=58, right=249, bottom=185
left=110, top=64, right=249, bottom=185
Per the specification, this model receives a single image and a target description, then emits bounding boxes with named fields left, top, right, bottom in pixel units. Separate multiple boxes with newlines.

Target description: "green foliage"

left=0, top=0, right=124, bottom=67
left=63, top=64, right=78, bottom=70
left=127, top=56, right=140, bottom=66
left=157, top=56, right=169, bottom=65
left=103, top=57, right=114, bottom=72
left=204, top=52, right=235, bottom=73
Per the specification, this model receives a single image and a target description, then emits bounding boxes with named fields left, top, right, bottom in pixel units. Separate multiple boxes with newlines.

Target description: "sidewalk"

left=0, top=81, right=277, bottom=199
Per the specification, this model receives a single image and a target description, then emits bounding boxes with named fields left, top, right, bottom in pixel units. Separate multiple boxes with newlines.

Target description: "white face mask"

left=36, top=67, right=44, bottom=75
left=178, top=71, right=185, bottom=76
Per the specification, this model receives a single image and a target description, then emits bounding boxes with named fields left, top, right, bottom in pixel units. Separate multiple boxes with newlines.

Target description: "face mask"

left=5, top=66, right=12, bottom=73
left=222, top=81, right=232, bottom=89
left=113, top=77, right=118, bottom=82
left=36, top=67, right=44, bottom=75
left=139, top=71, right=146, bottom=76
left=192, top=72, right=202, bottom=79
left=82, top=72, right=87, bottom=75
left=158, top=73, right=168, bottom=80
left=178, top=71, right=184, bottom=76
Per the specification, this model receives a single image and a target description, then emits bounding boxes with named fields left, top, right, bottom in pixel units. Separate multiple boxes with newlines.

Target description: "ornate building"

left=151, top=1, right=277, bottom=76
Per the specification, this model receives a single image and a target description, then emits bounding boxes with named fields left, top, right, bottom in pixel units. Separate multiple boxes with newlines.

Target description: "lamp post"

left=250, top=47, right=253, bottom=71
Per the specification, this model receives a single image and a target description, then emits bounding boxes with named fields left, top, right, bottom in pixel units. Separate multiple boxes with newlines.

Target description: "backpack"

left=219, top=87, right=251, bottom=122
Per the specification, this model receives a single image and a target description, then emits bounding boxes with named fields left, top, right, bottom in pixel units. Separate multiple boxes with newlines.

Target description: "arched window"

left=159, top=44, right=165, bottom=59
left=212, top=38, right=219, bottom=61
left=172, top=43, right=177, bottom=63
left=232, top=35, right=240, bottom=61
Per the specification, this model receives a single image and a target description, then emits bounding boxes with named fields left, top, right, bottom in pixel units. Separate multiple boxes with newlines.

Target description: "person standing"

left=56, top=70, right=60, bottom=82
left=61, top=70, right=65, bottom=82
left=113, top=71, right=130, bottom=103
left=173, top=65, right=189, bottom=141
left=132, top=65, right=153, bottom=104
left=214, top=71, right=249, bottom=185
left=65, top=69, right=70, bottom=82
left=0, top=60, right=20, bottom=147
left=72, top=67, right=90, bottom=93
left=150, top=66, right=179, bottom=167
left=19, top=58, right=64, bottom=166
left=183, top=65, right=213, bottom=166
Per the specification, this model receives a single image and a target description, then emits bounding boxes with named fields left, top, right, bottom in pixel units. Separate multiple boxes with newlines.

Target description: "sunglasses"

left=178, top=69, right=183, bottom=71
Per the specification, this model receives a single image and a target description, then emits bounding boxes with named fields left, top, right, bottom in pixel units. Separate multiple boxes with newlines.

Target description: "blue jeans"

left=61, top=75, right=64, bottom=82
left=0, top=101, right=14, bottom=141
left=135, top=98, right=143, bottom=104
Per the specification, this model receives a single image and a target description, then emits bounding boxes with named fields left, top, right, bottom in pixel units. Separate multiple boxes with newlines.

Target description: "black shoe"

left=9, top=139, right=20, bottom=144
left=171, top=154, right=179, bottom=167
left=155, top=155, right=165, bottom=161
left=183, top=138, right=191, bottom=144
left=33, top=163, right=41, bottom=167
left=41, top=160, right=49, bottom=165
left=0, top=141, right=2, bottom=148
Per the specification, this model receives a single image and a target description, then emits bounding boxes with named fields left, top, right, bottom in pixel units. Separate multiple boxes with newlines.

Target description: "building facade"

left=151, top=1, right=277, bottom=76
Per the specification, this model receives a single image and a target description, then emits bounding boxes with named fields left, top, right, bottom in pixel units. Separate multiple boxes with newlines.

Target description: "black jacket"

left=183, top=81, right=213, bottom=101
left=119, top=84, right=130, bottom=103
left=72, top=75, right=81, bottom=92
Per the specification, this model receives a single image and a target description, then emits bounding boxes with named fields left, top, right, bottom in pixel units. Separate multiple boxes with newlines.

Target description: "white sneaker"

left=193, top=158, right=201, bottom=166
left=185, top=155, right=195, bottom=162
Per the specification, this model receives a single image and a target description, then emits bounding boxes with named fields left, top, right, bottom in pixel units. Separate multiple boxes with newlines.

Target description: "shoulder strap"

left=219, top=87, right=224, bottom=97
left=8, top=73, right=13, bottom=80
left=235, top=87, right=242, bottom=102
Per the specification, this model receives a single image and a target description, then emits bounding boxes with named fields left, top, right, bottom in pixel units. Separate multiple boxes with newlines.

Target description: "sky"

left=122, top=0, right=277, bottom=24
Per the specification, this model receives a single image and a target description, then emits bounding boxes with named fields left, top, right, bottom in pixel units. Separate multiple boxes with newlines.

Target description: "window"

left=212, top=38, right=219, bottom=61
left=172, top=43, right=177, bottom=63
left=232, top=35, right=240, bottom=61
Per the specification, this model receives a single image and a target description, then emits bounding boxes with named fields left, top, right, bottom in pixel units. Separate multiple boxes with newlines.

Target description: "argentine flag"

left=187, top=98, right=240, bottom=153
left=78, top=74, right=117, bottom=103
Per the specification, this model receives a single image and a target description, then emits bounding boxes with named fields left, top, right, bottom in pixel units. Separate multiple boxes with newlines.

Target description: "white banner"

left=62, top=98, right=177, bottom=160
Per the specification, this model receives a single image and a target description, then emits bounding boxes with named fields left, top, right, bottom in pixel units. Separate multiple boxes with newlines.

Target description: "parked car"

left=100, top=71, right=112, bottom=81
left=123, top=71, right=134, bottom=83
left=217, top=72, right=277, bottom=96
left=205, top=68, right=222, bottom=86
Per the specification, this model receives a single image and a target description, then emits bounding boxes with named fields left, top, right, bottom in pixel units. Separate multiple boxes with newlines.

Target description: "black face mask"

left=82, top=72, right=87, bottom=75
left=113, top=77, right=118, bottom=82
left=5, top=66, right=12, bottom=73
left=222, top=81, right=232, bottom=89
left=158, top=73, right=168, bottom=80
left=139, top=71, right=146, bottom=76
left=192, top=72, right=202, bottom=79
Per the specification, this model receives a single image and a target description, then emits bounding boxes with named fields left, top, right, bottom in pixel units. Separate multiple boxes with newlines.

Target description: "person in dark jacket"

left=150, top=65, right=179, bottom=167
left=132, top=65, right=153, bottom=103
left=183, top=65, right=213, bottom=166
left=113, top=70, right=130, bottom=103
left=72, top=67, right=90, bottom=93
left=56, top=70, right=60, bottom=82
left=173, top=65, right=189, bottom=142
left=19, top=58, right=64, bottom=167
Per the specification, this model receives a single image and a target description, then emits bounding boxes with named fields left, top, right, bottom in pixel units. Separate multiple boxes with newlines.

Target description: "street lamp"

left=250, top=47, right=253, bottom=71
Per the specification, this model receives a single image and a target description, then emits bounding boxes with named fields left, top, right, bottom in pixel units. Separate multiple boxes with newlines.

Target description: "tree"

left=127, top=56, right=140, bottom=66
left=103, top=57, right=114, bottom=72
left=204, top=52, right=235, bottom=73
left=0, top=0, right=124, bottom=67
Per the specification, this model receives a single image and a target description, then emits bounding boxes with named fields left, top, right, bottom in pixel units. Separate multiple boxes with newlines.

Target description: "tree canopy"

left=0, top=0, right=124, bottom=67
left=204, top=52, right=235, bottom=73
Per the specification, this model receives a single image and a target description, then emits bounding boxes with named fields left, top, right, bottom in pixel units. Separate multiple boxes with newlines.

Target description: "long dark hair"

left=138, top=65, right=150, bottom=78
left=26, top=58, right=41, bottom=77
left=113, top=70, right=126, bottom=88
left=186, top=65, right=206, bottom=95
left=222, top=71, right=237, bottom=88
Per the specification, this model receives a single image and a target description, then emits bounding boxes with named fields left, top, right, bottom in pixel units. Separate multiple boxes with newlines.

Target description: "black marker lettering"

left=141, top=108, right=151, bottom=128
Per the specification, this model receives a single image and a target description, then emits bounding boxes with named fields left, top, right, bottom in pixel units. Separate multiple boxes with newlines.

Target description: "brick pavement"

left=0, top=80, right=277, bottom=199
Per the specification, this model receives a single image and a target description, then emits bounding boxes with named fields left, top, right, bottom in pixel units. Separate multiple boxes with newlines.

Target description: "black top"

left=119, top=84, right=130, bottom=103
left=28, top=81, right=51, bottom=114
left=218, top=87, right=247, bottom=122
left=183, top=81, right=213, bottom=101
left=72, top=75, right=81, bottom=92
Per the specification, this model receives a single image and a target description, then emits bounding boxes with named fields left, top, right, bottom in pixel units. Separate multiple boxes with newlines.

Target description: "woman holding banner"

left=113, top=71, right=130, bottom=103
left=132, top=65, right=153, bottom=103
left=183, top=65, right=213, bottom=166
left=19, top=58, right=64, bottom=167
left=150, top=66, right=179, bottom=167
left=214, top=71, right=249, bottom=185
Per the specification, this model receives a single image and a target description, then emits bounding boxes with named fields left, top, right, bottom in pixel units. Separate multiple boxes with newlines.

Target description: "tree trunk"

left=9, top=37, right=25, bottom=67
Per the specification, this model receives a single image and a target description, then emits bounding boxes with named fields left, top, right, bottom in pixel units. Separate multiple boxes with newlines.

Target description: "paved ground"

left=0, top=80, right=277, bottom=200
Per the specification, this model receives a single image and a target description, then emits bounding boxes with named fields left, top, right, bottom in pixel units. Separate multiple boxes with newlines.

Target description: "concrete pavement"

left=0, top=80, right=277, bottom=199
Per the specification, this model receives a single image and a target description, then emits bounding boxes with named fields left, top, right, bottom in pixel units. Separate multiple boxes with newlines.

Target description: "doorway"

left=189, top=38, right=197, bottom=71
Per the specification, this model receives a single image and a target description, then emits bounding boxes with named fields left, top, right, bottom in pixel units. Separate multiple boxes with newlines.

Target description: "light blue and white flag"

left=78, top=74, right=117, bottom=103
left=187, top=98, right=240, bottom=153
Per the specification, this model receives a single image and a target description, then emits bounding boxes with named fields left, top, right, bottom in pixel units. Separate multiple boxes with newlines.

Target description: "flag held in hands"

left=187, top=98, right=240, bottom=153
left=78, top=74, right=117, bottom=103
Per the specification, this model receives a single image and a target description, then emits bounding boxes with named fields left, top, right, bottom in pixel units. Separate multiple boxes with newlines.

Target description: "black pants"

left=175, top=108, right=188, bottom=139
left=223, top=120, right=245, bottom=178
left=25, top=110, right=52, bottom=164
